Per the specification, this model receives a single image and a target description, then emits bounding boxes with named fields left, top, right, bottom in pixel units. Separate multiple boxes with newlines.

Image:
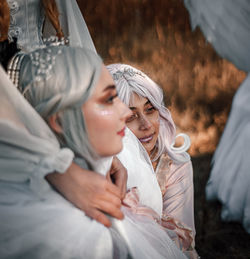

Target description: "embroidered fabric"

left=7, top=0, right=44, bottom=51
left=6, top=0, right=96, bottom=52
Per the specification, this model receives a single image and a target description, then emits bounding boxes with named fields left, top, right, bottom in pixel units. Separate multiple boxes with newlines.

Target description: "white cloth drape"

left=184, top=0, right=250, bottom=233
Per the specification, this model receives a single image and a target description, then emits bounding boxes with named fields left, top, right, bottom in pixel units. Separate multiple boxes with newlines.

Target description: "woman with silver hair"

left=108, top=64, right=197, bottom=258
left=0, top=45, right=188, bottom=258
left=0, top=0, right=128, bottom=229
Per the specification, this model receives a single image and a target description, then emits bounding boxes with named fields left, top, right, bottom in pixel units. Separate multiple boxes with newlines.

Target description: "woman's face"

left=126, top=93, right=160, bottom=156
left=83, top=65, right=132, bottom=157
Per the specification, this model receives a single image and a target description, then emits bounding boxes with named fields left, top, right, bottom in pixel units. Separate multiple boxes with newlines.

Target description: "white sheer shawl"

left=6, top=0, right=96, bottom=52
left=45, top=0, right=96, bottom=52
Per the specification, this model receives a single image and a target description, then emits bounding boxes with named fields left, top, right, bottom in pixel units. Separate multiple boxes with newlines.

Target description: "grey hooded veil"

left=0, top=48, right=117, bottom=258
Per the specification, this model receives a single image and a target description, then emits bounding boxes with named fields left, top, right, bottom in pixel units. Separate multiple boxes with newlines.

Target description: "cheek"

left=126, top=120, right=140, bottom=137
left=151, top=113, right=160, bottom=134
left=153, top=119, right=160, bottom=135
left=84, top=105, right=122, bottom=156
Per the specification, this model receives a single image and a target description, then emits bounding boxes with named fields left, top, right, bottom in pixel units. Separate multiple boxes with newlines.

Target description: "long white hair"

left=107, top=64, right=190, bottom=164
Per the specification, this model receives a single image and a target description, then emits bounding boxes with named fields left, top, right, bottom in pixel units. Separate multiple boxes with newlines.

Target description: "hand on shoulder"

left=46, top=162, right=124, bottom=227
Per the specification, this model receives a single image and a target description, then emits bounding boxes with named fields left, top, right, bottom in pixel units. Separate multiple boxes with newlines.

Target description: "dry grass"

left=78, top=0, right=246, bottom=156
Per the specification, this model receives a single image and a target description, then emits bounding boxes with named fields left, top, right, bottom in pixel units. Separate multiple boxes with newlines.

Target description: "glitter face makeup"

left=83, top=65, right=132, bottom=156
left=97, top=106, right=115, bottom=116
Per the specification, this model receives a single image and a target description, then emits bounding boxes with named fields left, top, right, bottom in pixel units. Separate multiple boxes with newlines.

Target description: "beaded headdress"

left=112, top=67, right=145, bottom=81
left=7, top=37, right=69, bottom=91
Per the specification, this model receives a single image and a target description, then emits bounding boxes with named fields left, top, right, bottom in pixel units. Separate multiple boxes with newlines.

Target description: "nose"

left=138, top=114, right=152, bottom=131
left=118, top=98, right=133, bottom=121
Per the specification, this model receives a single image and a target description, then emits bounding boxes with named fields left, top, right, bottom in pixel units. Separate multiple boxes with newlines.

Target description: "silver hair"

left=18, top=45, right=104, bottom=171
left=107, top=63, right=190, bottom=164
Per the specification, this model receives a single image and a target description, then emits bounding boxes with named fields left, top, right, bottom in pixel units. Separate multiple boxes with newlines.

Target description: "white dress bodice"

left=7, top=0, right=44, bottom=51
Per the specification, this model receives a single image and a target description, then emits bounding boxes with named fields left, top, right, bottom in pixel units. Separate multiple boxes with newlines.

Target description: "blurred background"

left=77, top=0, right=249, bottom=258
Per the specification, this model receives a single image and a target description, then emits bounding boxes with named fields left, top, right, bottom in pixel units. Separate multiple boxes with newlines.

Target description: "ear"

left=48, top=113, right=63, bottom=134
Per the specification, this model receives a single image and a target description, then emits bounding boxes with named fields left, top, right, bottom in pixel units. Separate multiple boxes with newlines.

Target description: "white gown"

left=184, top=0, right=250, bottom=233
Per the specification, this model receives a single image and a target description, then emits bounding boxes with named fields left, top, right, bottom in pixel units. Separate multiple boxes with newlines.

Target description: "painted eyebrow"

left=129, top=100, right=152, bottom=110
left=144, top=100, right=151, bottom=106
left=104, top=84, right=116, bottom=91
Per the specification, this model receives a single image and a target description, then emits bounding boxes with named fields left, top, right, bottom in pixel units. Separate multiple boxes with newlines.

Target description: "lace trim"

left=112, top=67, right=145, bottom=81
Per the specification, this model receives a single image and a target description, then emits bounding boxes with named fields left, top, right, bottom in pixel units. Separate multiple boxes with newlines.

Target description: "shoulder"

left=170, top=156, right=193, bottom=177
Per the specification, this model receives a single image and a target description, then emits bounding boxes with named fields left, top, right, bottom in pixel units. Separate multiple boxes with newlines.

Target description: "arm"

left=46, top=162, right=124, bottom=227
left=106, top=156, right=128, bottom=199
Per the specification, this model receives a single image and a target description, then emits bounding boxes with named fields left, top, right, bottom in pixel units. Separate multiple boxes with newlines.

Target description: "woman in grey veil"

left=0, top=0, right=127, bottom=228
left=0, top=46, right=123, bottom=258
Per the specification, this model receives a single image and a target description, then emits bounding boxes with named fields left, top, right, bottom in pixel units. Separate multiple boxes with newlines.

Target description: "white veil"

left=55, top=0, right=96, bottom=52
left=0, top=65, right=73, bottom=194
left=184, top=0, right=250, bottom=72
left=184, top=0, right=250, bottom=232
left=43, top=0, right=96, bottom=52
left=118, top=128, right=163, bottom=215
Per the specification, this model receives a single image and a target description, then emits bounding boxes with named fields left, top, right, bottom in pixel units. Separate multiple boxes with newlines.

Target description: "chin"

left=98, top=143, right=123, bottom=157
left=142, top=144, right=153, bottom=154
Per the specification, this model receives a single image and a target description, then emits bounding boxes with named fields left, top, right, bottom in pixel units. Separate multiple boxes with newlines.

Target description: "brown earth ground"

left=77, top=0, right=250, bottom=257
left=192, top=154, right=250, bottom=259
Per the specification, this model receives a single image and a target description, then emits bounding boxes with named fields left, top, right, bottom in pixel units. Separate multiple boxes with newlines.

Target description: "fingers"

left=87, top=209, right=111, bottom=228
left=106, top=170, right=112, bottom=183
left=100, top=190, right=122, bottom=209
left=120, top=181, right=127, bottom=199
left=106, top=180, right=122, bottom=198
left=109, top=157, right=128, bottom=198
left=96, top=200, right=124, bottom=220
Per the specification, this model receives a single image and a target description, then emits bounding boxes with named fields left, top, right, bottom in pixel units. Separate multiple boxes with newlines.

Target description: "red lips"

left=117, top=127, right=126, bottom=137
